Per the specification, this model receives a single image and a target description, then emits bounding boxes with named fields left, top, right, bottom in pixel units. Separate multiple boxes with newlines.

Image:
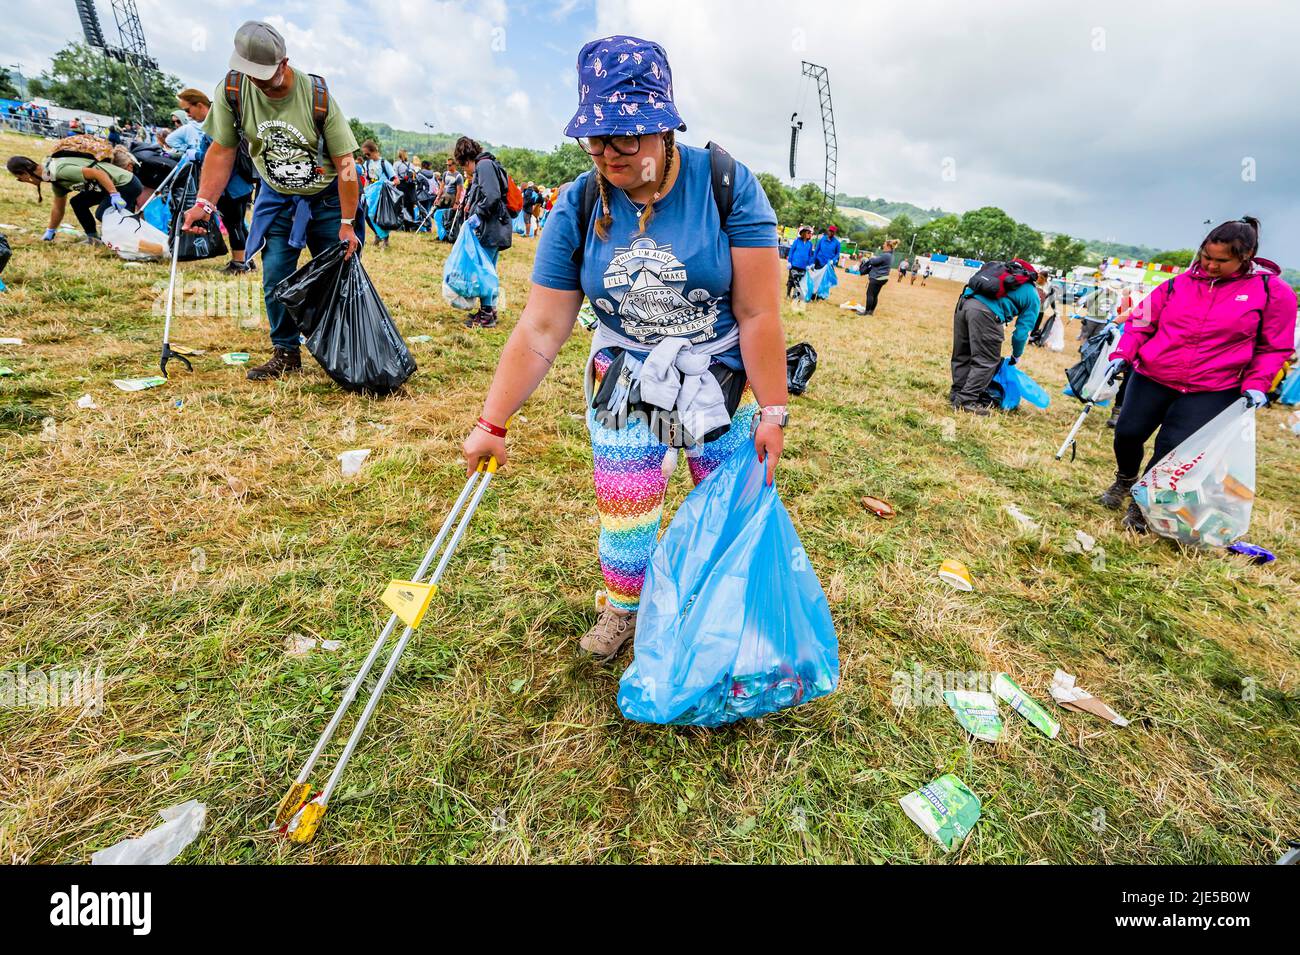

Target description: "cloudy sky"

left=6, top=0, right=1296, bottom=262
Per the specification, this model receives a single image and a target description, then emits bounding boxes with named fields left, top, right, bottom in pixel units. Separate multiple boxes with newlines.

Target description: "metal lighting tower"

left=801, top=61, right=837, bottom=216
left=73, top=0, right=159, bottom=125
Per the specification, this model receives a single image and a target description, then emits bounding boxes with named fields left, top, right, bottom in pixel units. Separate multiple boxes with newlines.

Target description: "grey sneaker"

left=579, top=593, right=637, bottom=661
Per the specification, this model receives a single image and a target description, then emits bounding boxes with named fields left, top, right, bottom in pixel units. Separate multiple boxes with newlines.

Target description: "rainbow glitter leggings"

left=588, top=352, right=757, bottom=612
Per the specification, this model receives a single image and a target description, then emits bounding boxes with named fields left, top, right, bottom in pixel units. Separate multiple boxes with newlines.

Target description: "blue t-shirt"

left=532, top=144, right=777, bottom=370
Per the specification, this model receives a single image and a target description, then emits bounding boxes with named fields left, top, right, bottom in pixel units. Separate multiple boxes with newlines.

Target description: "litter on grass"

left=1004, top=503, right=1040, bottom=531
left=221, top=352, right=250, bottom=364
left=0, top=337, right=23, bottom=346
left=339, top=449, right=371, bottom=477
left=899, top=775, right=981, bottom=852
left=76, top=394, right=98, bottom=410
left=943, top=690, right=1004, bottom=742
left=861, top=495, right=895, bottom=519
left=1050, top=669, right=1129, bottom=727
left=1064, top=529, right=1096, bottom=553
left=91, top=800, right=205, bottom=865
left=0, top=367, right=13, bottom=377
left=1227, top=542, right=1275, bottom=564
left=408, top=335, right=433, bottom=343
left=992, top=673, right=1060, bottom=738
left=112, top=376, right=167, bottom=392
left=938, top=559, right=973, bottom=591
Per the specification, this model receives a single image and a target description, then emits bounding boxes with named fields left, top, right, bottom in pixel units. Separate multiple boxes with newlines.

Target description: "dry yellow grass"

left=1, top=129, right=1297, bottom=863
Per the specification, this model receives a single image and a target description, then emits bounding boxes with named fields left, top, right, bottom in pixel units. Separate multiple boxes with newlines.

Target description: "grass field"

left=2, top=129, right=1298, bottom=864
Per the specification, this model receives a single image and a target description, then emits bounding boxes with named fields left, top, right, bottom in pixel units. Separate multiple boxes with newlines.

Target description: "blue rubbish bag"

left=512, top=211, right=526, bottom=235
left=1279, top=366, right=1300, bottom=406
left=991, top=359, right=1051, bottom=410
left=364, top=181, right=390, bottom=241
left=802, top=264, right=838, bottom=301
left=617, top=444, right=840, bottom=726
left=441, top=223, right=499, bottom=308
left=433, top=208, right=447, bottom=241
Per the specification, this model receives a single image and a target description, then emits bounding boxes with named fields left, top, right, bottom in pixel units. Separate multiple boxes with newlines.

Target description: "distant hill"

left=836, top=194, right=950, bottom=225
left=838, top=206, right=892, bottom=228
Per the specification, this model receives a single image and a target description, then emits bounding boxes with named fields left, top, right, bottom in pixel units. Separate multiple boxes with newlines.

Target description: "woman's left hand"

left=754, top=420, right=784, bottom=486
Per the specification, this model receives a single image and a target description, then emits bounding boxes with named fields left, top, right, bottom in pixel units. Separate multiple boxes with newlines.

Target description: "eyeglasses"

left=576, top=135, right=643, bottom=157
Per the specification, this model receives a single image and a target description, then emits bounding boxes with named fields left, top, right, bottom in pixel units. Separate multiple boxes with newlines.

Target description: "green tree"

left=349, top=117, right=381, bottom=153
left=28, top=43, right=181, bottom=124
left=955, top=206, right=1018, bottom=260
left=537, top=143, right=592, bottom=185
left=1149, top=248, right=1197, bottom=265
left=1041, top=233, right=1089, bottom=274
left=756, top=171, right=787, bottom=220
left=915, top=213, right=960, bottom=254
left=0, top=69, right=20, bottom=100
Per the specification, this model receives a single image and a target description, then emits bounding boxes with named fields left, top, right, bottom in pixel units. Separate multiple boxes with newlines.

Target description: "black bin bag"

left=373, top=183, right=403, bottom=232
left=272, top=243, right=417, bottom=396
left=0, top=233, right=11, bottom=276
left=786, top=342, right=818, bottom=396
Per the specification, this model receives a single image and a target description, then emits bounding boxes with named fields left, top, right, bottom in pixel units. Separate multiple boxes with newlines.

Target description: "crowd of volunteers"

left=5, top=22, right=1298, bottom=666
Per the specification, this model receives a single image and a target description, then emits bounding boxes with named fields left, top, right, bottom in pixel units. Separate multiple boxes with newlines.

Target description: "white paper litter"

left=76, top=394, right=98, bottom=410
left=1004, top=504, right=1040, bottom=531
left=1050, top=669, right=1129, bottom=727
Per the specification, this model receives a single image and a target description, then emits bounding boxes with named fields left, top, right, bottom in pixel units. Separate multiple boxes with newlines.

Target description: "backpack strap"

left=309, top=73, right=329, bottom=171
left=224, top=70, right=244, bottom=132
left=572, top=143, right=738, bottom=267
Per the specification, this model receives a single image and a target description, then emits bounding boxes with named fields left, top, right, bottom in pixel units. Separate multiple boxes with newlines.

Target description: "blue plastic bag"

left=364, top=181, right=390, bottom=241
left=441, top=223, right=499, bottom=307
left=433, top=208, right=447, bottom=241
left=618, top=445, right=840, bottom=726
left=512, top=211, right=526, bottom=235
left=1279, top=366, right=1300, bottom=406
left=992, top=360, right=1050, bottom=410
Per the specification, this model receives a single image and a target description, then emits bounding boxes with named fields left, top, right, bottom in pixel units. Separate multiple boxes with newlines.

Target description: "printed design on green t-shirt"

left=258, top=119, right=323, bottom=192
left=597, top=236, right=719, bottom=343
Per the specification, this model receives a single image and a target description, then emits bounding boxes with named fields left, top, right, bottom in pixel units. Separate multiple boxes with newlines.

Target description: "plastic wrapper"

left=617, top=445, right=839, bottom=726
left=441, top=225, right=499, bottom=308
left=786, top=342, right=818, bottom=396
left=91, top=800, right=205, bottom=865
left=1133, top=400, right=1255, bottom=548
left=101, top=209, right=168, bottom=261
left=272, top=243, right=417, bottom=396
left=899, top=775, right=980, bottom=852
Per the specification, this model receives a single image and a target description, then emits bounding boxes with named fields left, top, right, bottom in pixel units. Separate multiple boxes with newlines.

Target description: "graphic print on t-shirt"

left=599, top=236, right=719, bottom=343
left=258, top=120, right=322, bottom=192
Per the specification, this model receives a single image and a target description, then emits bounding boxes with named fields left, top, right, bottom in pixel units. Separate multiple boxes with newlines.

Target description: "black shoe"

left=957, top=402, right=991, bottom=416
left=1122, top=500, right=1148, bottom=534
left=246, top=347, right=302, bottom=381
left=1106, top=409, right=1120, bottom=429
left=219, top=260, right=253, bottom=275
left=462, top=309, right=485, bottom=328
left=1098, top=471, right=1138, bottom=509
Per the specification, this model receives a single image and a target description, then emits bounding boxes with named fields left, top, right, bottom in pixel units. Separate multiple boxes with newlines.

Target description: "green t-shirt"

left=46, top=157, right=134, bottom=197
left=203, top=68, right=358, bottom=196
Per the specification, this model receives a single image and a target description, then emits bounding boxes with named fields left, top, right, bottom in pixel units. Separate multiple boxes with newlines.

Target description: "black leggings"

left=1112, top=371, right=1240, bottom=477
left=864, top=277, right=887, bottom=314
left=217, top=193, right=250, bottom=252
left=70, top=176, right=144, bottom=235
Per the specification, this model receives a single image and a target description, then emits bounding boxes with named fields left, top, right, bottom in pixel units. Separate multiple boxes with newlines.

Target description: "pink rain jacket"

left=1111, top=258, right=1297, bottom=394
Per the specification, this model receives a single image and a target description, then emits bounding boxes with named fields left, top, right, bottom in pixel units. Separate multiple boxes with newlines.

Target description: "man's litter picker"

left=159, top=203, right=193, bottom=377
left=275, top=458, right=499, bottom=844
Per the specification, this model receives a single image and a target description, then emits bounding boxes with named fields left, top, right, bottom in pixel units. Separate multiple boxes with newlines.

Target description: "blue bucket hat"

left=563, top=35, right=687, bottom=139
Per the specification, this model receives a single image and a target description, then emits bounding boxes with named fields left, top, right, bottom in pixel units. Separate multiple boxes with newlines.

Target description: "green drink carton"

left=943, top=690, right=1004, bottom=743
left=899, top=774, right=981, bottom=852
left=992, top=673, right=1060, bottom=739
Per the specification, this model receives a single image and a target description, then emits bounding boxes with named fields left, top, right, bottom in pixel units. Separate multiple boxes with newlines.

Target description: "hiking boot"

left=246, top=347, right=302, bottom=381
left=462, top=309, right=485, bottom=328
left=957, top=402, right=990, bottom=416
left=220, top=260, right=255, bottom=275
left=1121, top=500, right=1148, bottom=534
left=1098, top=471, right=1138, bottom=509
left=1106, top=408, right=1120, bottom=429
left=580, top=594, right=637, bottom=661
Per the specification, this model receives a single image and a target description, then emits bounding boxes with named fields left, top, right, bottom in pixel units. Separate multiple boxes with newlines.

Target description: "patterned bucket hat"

left=563, top=35, right=687, bottom=138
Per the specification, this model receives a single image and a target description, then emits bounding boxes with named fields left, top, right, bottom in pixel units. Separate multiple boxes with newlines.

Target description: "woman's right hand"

left=462, top=426, right=507, bottom=475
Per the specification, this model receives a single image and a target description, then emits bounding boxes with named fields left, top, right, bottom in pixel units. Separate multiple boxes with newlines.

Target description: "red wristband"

left=476, top=417, right=507, bottom=437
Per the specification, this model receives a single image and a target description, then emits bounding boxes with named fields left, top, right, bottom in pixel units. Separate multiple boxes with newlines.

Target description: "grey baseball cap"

left=229, top=20, right=286, bottom=81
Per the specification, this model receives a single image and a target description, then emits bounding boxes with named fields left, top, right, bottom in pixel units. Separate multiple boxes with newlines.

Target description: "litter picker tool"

left=158, top=209, right=193, bottom=377
left=1055, top=322, right=1123, bottom=461
left=276, top=456, right=501, bottom=844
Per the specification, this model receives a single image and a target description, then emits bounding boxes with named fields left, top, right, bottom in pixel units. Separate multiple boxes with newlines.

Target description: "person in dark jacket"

left=855, top=238, right=898, bottom=315
left=455, top=135, right=512, bottom=328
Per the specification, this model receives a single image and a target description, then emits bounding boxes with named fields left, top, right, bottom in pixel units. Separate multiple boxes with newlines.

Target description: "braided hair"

left=593, top=132, right=675, bottom=241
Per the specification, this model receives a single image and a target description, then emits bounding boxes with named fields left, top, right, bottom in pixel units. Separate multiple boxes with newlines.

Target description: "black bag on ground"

left=0, top=233, right=11, bottom=275
left=272, top=243, right=417, bottom=396
left=168, top=161, right=227, bottom=261
left=373, top=183, right=403, bottom=232
left=787, top=342, right=818, bottom=395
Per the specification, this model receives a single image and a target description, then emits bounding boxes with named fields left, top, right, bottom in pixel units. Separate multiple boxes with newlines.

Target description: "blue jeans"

left=481, top=246, right=499, bottom=308
left=260, top=189, right=357, bottom=350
